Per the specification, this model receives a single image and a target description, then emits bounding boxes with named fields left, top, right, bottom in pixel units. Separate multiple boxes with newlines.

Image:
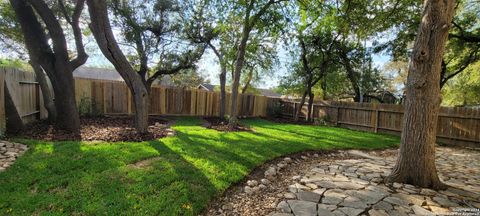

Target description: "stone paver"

left=267, top=147, right=480, bottom=216
left=0, top=140, right=28, bottom=172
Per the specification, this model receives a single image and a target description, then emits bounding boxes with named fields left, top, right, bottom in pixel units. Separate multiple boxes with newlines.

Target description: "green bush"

left=78, top=97, right=102, bottom=117
left=267, top=100, right=283, bottom=118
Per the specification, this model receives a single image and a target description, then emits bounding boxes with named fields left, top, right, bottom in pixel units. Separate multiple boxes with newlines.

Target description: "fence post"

left=35, top=83, right=40, bottom=120
left=374, top=109, right=379, bottom=133
left=335, top=106, right=340, bottom=126
left=293, top=102, right=297, bottom=118
left=0, top=69, right=5, bottom=138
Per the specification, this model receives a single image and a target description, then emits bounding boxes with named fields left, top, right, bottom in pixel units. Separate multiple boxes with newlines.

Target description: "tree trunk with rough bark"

left=295, top=91, right=308, bottom=122
left=241, top=70, right=253, bottom=94
left=132, top=86, right=149, bottom=133
left=53, top=69, right=80, bottom=131
left=229, top=25, right=251, bottom=128
left=208, top=43, right=227, bottom=120
left=228, top=0, right=281, bottom=128
left=307, top=91, right=314, bottom=122
left=386, top=0, right=455, bottom=189
left=10, top=0, right=86, bottom=133
left=219, top=68, right=227, bottom=119
left=87, top=0, right=149, bottom=133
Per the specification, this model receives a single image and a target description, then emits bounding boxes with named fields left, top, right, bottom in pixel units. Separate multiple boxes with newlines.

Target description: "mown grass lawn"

left=0, top=117, right=399, bottom=215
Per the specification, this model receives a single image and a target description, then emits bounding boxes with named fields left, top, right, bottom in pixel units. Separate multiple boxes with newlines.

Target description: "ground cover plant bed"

left=0, top=117, right=399, bottom=215
left=18, top=116, right=173, bottom=142
left=203, top=117, right=253, bottom=132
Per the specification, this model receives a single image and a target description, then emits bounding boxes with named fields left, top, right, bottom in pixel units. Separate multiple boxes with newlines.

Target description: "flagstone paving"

left=0, top=140, right=28, bottom=172
left=268, top=147, right=480, bottom=216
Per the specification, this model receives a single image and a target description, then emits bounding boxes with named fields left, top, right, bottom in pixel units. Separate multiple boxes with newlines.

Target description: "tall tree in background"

left=9, top=0, right=88, bottom=133
left=187, top=0, right=281, bottom=120
left=227, top=0, right=287, bottom=128
left=294, top=32, right=338, bottom=121
left=184, top=1, right=230, bottom=119
left=387, top=0, right=456, bottom=189
left=87, top=0, right=204, bottom=133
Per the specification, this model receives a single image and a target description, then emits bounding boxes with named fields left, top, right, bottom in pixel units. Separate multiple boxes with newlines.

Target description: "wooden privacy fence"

left=75, top=78, right=268, bottom=117
left=276, top=100, right=480, bottom=147
left=0, top=68, right=268, bottom=136
left=0, top=68, right=48, bottom=136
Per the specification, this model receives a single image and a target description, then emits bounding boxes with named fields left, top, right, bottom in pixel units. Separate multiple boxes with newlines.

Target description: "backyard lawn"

left=0, top=118, right=399, bottom=215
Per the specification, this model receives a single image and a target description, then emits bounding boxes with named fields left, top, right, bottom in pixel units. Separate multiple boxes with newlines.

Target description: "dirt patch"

left=128, top=157, right=162, bottom=169
left=201, top=149, right=397, bottom=216
left=17, top=116, right=174, bottom=142
left=203, top=117, right=253, bottom=132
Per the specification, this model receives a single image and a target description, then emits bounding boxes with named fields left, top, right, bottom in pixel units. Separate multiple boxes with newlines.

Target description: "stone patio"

left=0, top=140, right=28, bottom=172
left=269, top=147, right=480, bottom=216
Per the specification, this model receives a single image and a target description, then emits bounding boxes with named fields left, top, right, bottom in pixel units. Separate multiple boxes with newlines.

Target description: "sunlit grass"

left=0, top=117, right=399, bottom=215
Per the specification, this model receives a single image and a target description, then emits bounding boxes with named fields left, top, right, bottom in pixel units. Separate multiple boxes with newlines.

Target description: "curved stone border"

left=0, top=141, right=28, bottom=172
left=203, top=147, right=480, bottom=216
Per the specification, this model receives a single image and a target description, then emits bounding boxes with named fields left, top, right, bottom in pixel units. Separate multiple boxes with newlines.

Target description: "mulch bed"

left=203, top=117, right=253, bottom=132
left=18, top=116, right=173, bottom=142
left=262, top=117, right=315, bottom=125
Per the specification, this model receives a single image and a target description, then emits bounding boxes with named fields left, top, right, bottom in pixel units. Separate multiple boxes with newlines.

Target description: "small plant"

left=78, top=97, right=102, bottom=117
left=314, top=115, right=331, bottom=126
left=267, top=100, right=283, bottom=118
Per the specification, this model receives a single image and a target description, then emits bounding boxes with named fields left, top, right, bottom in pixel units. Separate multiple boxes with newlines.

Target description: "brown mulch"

left=262, top=117, right=315, bottom=125
left=203, top=117, right=253, bottom=132
left=18, top=116, right=173, bottom=142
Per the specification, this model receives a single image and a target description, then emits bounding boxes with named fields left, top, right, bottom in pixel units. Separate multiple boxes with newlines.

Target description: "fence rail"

left=75, top=78, right=268, bottom=117
left=1, top=67, right=479, bottom=148
left=0, top=68, right=268, bottom=136
left=0, top=67, right=47, bottom=135
left=275, top=100, right=480, bottom=147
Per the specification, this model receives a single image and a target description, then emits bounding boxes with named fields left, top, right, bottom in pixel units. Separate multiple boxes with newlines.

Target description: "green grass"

left=0, top=117, right=399, bottom=215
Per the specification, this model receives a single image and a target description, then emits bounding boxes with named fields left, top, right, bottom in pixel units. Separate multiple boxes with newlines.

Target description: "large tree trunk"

left=307, top=91, right=314, bottom=122
left=30, top=61, right=56, bottom=123
left=339, top=48, right=362, bottom=102
left=241, top=70, right=253, bottom=94
left=219, top=68, right=227, bottom=119
left=10, top=0, right=83, bottom=133
left=52, top=71, right=80, bottom=132
left=295, top=91, right=308, bottom=122
left=228, top=26, right=251, bottom=128
left=87, top=0, right=149, bottom=133
left=132, top=85, right=149, bottom=134
left=386, top=0, right=455, bottom=189
left=208, top=43, right=227, bottom=119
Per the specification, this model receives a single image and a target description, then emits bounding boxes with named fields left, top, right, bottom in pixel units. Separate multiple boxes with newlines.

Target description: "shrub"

left=78, top=97, right=102, bottom=117
left=267, top=100, right=283, bottom=118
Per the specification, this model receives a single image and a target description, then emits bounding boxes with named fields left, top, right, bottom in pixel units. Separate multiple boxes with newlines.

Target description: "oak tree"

left=386, top=0, right=456, bottom=189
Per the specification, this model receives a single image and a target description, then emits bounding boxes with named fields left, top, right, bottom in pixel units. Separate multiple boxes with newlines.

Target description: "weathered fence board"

left=74, top=78, right=268, bottom=117
left=0, top=69, right=5, bottom=137
left=2, top=68, right=46, bottom=125
left=277, top=100, right=480, bottom=147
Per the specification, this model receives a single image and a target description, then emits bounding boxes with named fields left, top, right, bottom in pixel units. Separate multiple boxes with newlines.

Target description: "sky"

left=192, top=43, right=391, bottom=89
left=0, top=22, right=393, bottom=91
left=0, top=36, right=393, bottom=90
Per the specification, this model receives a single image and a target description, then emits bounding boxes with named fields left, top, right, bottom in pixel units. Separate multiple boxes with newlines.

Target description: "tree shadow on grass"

left=0, top=139, right=216, bottom=216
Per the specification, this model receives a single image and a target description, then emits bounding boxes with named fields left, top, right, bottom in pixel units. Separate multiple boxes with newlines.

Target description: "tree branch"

left=27, top=0, right=69, bottom=58
left=69, top=0, right=88, bottom=69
